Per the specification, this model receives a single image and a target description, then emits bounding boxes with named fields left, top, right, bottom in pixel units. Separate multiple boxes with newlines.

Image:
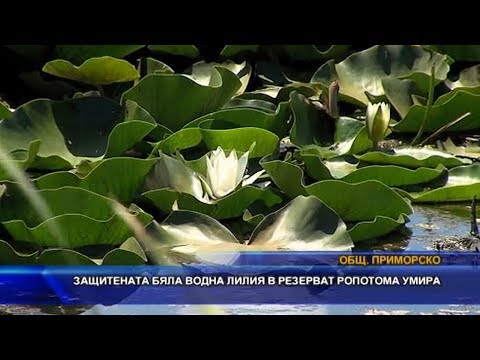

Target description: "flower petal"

left=242, top=169, right=265, bottom=187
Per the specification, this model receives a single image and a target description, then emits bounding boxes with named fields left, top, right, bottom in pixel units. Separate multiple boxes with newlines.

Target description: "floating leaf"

left=357, top=148, right=469, bottom=169
left=121, top=68, right=241, bottom=131
left=401, top=164, right=480, bottom=203
left=43, top=56, right=140, bottom=85
left=306, top=180, right=413, bottom=222
left=0, top=238, right=146, bottom=265
left=143, top=195, right=353, bottom=265
left=394, top=91, right=480, bottom=133
left=311, top=45, right=451, bottom=106
left=299, top=151, right=446, bottom=186
left=189, top=61, right=252, bottom=96
left=0, top=98, right=155, bottom=169
left=34, top=158, right=158, bottom=203
left=445, top=65, right=480, bottom=91
left=0, top=185, right=152, bottom=247
left=438, top=138, right=480, bottom=159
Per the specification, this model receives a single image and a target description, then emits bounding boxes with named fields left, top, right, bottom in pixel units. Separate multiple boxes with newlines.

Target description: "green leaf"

left=296, top=117, right=373, bottom=159
left=186, top=99, right=291, bottom=136
left=0, top=239, right=38, bottom=265
left=0, top=141, right=41, bottom=181
left=148, top=45, right=200, bottom=58
left=0, top=238, right=147, bottom=265
left=55, top=45, right=145, bottom=65
left=305, top=180, right=413, bottom=222
left=260, top=157, right=308, bottom=198
left=249, top=195, right=353, bottom=250
left=289, top=91, right=333, bottom=147
left=299, top=151, right=447, bottom=186
left=445, top=65, right=480, bottom=91
left=0, top=102, right=12, bottom=120
left=402, top=164, right=480, bottom=203
left=356, top=148, right=469, bottom=169
left=143, top=186, right=283, bottom=220
left=189, top=61, right=252, bottom=96
left=311, top=45, right=451, bottom=106
left=394, top=91, right=480, bottom=133
left=34, top=158, right=158, bottom=203
left=102, top=237, right=147, bottom=265
left=121, top=68, right=241, bottom=132
left=143, top=195, right=353, bottom=265
left=137, top=57, right=174, bottom=78
left=143, top=152, right=205, bottom=201
left=199, top=120, right=279, bottom=158
left=438, top=138, right=480, bottom=159
left=382, top=78, right=423, bottom=118
left=0, top=98, right=155, bottom=169
left=43, top=56, right=140, bottom=86
left=339, top=164, right=446, bottom=187
left=348, top=214, right=409, bottom=243
left=0, top=185, right=152, bottom=247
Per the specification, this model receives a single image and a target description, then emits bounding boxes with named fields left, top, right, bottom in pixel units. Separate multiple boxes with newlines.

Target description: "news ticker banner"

left=2, top=252, right=480, bottom=305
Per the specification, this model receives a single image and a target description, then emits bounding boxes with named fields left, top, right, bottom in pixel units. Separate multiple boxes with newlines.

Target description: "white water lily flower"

left=200, top=147, right=265, bottom=199
left=366, top=102, right=390, bottom=145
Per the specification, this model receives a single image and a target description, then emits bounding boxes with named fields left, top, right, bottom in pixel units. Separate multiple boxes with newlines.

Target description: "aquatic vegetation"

left=2, top=44, right=480, bottom=265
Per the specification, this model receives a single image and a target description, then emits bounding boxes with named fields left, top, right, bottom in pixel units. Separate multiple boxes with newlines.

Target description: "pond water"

left=2, top=204, right=479, bottom=315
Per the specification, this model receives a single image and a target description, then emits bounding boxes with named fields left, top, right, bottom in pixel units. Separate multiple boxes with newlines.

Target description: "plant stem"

left=419, top=112, right=471, bottom=146
left=96, top=85, right=105, bottom=97
left=471, top=195, right=479, bottom=239
left=327, top=80, right=340, bottom=120
left=411, top=65, right=436, bottom=146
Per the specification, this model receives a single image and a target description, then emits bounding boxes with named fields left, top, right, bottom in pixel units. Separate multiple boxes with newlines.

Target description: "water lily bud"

left=366, top=102, right=390, bottom=145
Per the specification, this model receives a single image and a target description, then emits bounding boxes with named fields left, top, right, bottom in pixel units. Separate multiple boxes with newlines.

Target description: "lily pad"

left=348, top=214, right=409, bottom=243
left=306, top=180, right=413, bottom=222
left=394, top=91, right=480, bottom=133
left=0, top=102, right=12, bottom=120
left=34, top=158, right=158, bottom=203
left=55, top=45, right=145, bottom=65
left=0, top=185, right=153, bottom=247
left=0, top=141, right=40, bottom=181
left=289, top=91, right=333, bottom=147
left=43, top=57, right=140, bottom=86
left=260, top=157, right=308, bottom=198
left=401, top=164, right=480, bottom=203
left=0, top=97, right=156, bottom=169
left=142, top=195, right=353, bottom=265
left=186, top=99, right=291, bottom=136
left=188, top=61, right=252, bottom=96
left=438, top=138, right=480, bottom=159
left=121, top=68, right=241, bottom=131
left=296, top=116, right=372, bottom=159
left=445, top=65, right=480, bottom=92
left=357, top=148, right=469, bottom=169
left=143, top=185, right=283, bottom=220
left=306, top=180, right=413, bottom=242
left=137, top=57, right=174, bottom=78
left=299, top=151, right=446, bottom=186
left=199, top=120, right=279, bottom=158
left=382, top=78, right=423, bottom=118
left=0, top=237, right=147, bottom=265
left=311, top=45, right=451, bottom=106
